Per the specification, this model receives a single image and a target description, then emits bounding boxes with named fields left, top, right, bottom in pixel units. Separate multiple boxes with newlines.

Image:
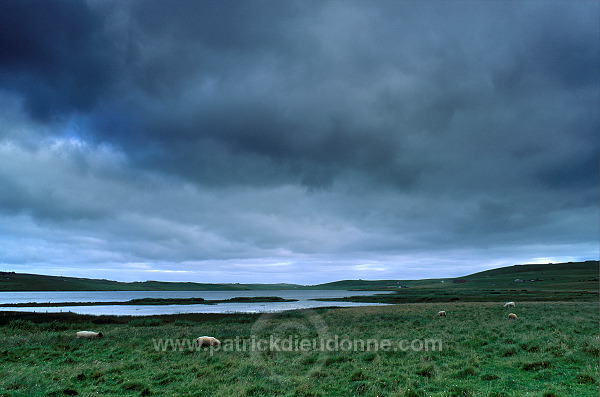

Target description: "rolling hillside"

left=0, top=260, right=596, bottom=291
left=0, top=272, right=303, bottom=291
left=313, top=260, right=599, bottom=304
left=312, top=261, right=598, bottom=290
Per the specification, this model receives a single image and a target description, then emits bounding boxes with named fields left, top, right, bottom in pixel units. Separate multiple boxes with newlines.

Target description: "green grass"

left=314, top=288, right=598, bottom=304
left=0, top=261, right=597, bottom=395
left=0, top=301, right=598, bottom=396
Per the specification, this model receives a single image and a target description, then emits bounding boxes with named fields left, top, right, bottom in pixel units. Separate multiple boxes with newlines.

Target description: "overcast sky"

left=0, top=0, right=598, bottom=284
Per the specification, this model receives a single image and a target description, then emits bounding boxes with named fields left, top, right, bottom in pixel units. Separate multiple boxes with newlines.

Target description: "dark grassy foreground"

left=0, top=302, right=598, bottom=396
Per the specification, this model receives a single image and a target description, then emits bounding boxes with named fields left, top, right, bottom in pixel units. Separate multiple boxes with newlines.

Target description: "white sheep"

left=76, top=331, right=103, bottom=339
left=196, top=336, right=221, bottom=347
left=503, top=301, right=515, bottom=308
left=437, top=310, right=447, bottom=317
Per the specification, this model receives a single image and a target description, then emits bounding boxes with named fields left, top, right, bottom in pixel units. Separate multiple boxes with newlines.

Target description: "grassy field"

left=313, top=288, right=598, bottom=305
left=1, top=261, right=597, bottom=396
left=0, top=301, right=598, bottom=396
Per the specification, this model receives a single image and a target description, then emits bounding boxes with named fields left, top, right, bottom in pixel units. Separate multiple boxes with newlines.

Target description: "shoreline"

left=0, top=296, right=298, bottom=308
left=0, top=305, right=347, bottom=325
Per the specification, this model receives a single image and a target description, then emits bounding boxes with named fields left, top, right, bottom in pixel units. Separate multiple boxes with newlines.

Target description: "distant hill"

left=0, top=260, right=597, bottom=291
left=313, top=261, right=599, bottom=304
left=313, top=261, right=598, bottom=290
left=458, top=260, right=599, bottom=291
left=0, top=272, right=304, bottom=291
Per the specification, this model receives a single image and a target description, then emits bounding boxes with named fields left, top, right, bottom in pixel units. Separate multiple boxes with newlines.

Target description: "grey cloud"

left=0, top=0, right=115, bottom=120
left=0, top=0, right=597, bottom=282
left=4, top=0, right=596, bottom=193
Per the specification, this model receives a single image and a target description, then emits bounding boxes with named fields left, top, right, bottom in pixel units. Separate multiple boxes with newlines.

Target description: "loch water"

left=0, top=290, right=391, bottom=316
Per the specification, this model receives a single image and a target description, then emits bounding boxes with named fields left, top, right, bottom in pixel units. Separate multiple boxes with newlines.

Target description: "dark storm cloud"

left=113, top=1, right=599, bottom=191
left=2, top=0, right=597, bottom=192
left=0, top=0, right=597, bottom=282
left=0, top=0, right=115, bottom=120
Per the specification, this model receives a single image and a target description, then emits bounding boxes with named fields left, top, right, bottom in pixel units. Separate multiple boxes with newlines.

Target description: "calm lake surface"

left=0, top=290, right=391, bottom=316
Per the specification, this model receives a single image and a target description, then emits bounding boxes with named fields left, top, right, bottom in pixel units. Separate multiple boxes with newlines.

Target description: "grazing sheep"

left=508, top=313, right=518, bottom=320
left=504, top=301, right=515, bottom=308
left=437, top=310, right=447, bottom=317
left=196, top=336, right=221, bottom=347
left=76, top=331, right=103, bottom=339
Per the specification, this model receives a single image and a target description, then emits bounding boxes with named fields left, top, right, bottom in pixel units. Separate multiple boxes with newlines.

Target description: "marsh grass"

left=0, top=302, right=597, bottom=396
